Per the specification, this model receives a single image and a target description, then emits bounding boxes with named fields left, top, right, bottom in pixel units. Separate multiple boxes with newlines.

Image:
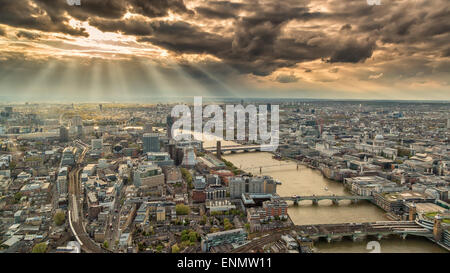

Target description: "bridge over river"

left=204, top=144, right=289, bottom=153
left=231, top=221, right=434, bottom=252
left=295, top=221, right=433, bottom=242
left=280, top=195, right=374, bottom=205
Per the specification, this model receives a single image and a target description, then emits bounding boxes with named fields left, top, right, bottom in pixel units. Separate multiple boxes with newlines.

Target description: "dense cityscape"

left=0, top=0, right=449, bottom=261
left=0, top=100, right=448, bottom=253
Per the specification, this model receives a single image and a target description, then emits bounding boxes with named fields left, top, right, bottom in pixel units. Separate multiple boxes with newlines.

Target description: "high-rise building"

left=61, top=147, right=76, bottom=167
left=91, top=138, right=103, bottom=150
left=76, top=125, right=83, bottom=137
left=447, top=118, right=450, bottom=129
left=57, top=177, right=68, bottom=195
left=59, top=126, right=69, bottom=142
left=166, top=115, right=174, bottom=139
left=143, top=133, right=160, bottom=153
left=181, top=146, right=196, bottom=167
left=57, top=167, right=68, bottom=195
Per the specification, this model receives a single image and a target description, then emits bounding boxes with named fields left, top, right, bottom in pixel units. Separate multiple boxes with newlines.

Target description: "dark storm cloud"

left=16, top=30, right=41, bottom=40
left=340, top=24, right=352, bottom=31
left=0, top=0, right=449, bottom=83
left=275, top=73, right=299, bottom=83
left=0, top=0, right=88, bottom=36
left=443, top=47, right=450, bottom=58
left=28, top=0, right=127, bottom=23
left=90, top=18, right=154, bottom=36
left=327, top=40, right=375, bottom=63
left=137, top=21, right=232, bottom=55
left=0, top=0, right=191, bottom=37
left=129, top=0, right=192, bottom=17
left=34, top=0, right=191, bottom=21
left=195, top=1, right=244, bottom=19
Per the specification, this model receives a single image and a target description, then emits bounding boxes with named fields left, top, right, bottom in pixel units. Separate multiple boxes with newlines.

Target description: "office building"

left=262, top=198, right=288, bottom=220
left=133, top=163, right=164, bottom=195
left=167, top=115, right=174, bottom=139
left=156, top=206, right=166, bottom=222
left=229, top=176, right=278, bottom=199
left=201, top=228, right=247, bottom=252
left=61, top=147, right=76, bottom=167
left=205, top=186, right=226, bottom=200
left=91, top=138, right=103, bottom=150
left=59, top=126, right=69, bottom=142
left=143, top=133, right=160, bottom=153
left=181, top=146, right=196, bottom=167
left=146, top=152, right=174, bottom=167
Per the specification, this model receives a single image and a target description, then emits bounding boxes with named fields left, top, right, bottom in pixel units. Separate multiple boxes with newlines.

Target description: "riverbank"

left=222, top=151, right=447, bottom=253
left=223, top=152, right=389, bottom=225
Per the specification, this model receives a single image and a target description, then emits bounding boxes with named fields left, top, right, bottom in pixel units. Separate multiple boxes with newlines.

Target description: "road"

left=104, top=186, right=125, bottom=251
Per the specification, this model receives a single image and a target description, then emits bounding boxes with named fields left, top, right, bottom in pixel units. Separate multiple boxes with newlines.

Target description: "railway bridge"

left=295, top=221, right=433, bottom=243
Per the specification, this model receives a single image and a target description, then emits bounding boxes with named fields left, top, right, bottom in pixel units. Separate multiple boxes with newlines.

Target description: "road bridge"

left=280, top=195, right=374, bottom=205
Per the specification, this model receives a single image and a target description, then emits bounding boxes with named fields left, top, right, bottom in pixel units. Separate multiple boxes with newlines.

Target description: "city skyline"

left=0, top=0, right=449, bottom=101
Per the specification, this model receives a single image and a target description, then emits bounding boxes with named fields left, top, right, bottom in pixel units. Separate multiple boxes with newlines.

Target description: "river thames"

left=223, top=152, right=446, bottom=253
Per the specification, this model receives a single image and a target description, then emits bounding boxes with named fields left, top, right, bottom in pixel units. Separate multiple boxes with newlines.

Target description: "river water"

left=222, top=152, right=447, bottom=253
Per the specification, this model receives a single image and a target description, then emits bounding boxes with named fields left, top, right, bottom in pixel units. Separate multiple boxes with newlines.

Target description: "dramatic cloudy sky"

left=0, top=0, right=449, bottom=101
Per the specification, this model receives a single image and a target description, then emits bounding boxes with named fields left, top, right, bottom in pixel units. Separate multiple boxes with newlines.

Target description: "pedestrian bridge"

left=204, top=144, right=288, bottom=153
left=280, top=195, right=374, bottom=205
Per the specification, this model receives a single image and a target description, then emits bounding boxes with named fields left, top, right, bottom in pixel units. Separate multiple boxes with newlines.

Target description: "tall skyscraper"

left=59, top=126, right=69, bottom=142
left=166, top=115, right=174, bottom=139
left=143, top=133, right=160, bottom=153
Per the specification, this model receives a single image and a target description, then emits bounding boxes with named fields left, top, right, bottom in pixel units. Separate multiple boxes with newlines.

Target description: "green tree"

left=176, top=204, right=190, bottom=215
left=32, top=242, right=47, bottom=253
left=224, top=218, right=233, bottom=230
left=244, top=223, right=250, bottom=232
left=14, top=192, right=23, bottom=203
left=200, top=215, right=207, bottom=225
left=210, top=227, right=219, bottom=233
left=156, top=245, right=163, bottom=253
left=180, top=168, right=193, bottom=188
left=9, top=161, right=16, bottom=170
left=138, top=242, right=145, bottom=251
left=103, top=241, right=109, bottom=249
left=53, top=211, right=66, bottom=226
left=171, top=244, right=180, bottom=253
left=181, top=230, right=190, bottom=241
left=188, top=231, right=198, bottom=243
